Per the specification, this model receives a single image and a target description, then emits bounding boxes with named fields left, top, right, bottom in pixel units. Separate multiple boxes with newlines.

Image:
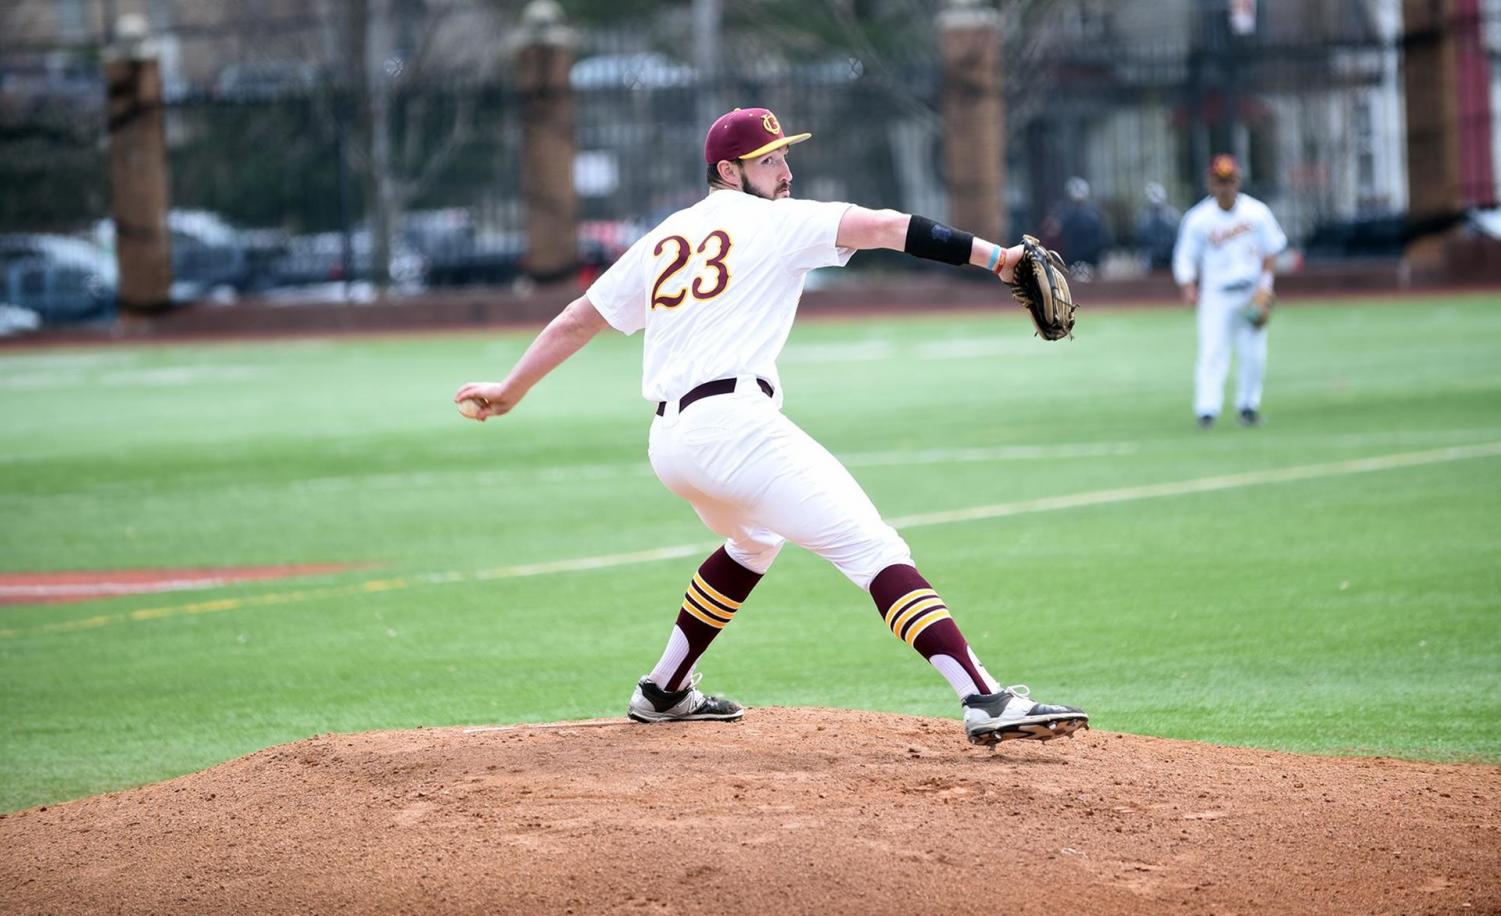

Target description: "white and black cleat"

left=963, top=686, right=1088, bottom=746
left=627, top=672, right=744, bottom=723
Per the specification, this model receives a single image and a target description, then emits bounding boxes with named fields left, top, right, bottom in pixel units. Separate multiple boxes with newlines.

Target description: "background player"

left=455, top=107, right=1086, bottom=747
left=1173, top=154, right=1289, bottom=428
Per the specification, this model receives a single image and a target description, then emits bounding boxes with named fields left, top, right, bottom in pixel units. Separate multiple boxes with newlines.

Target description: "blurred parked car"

left=578, top=219, right=644, bottom=260
left=731, top=55, right=866, bottom=85
left=213, top=62, right=319, bottom=100
left=422, top=231, right=621, bottom=288
left=570, top=53, right=698, bottom=90
left=402, top=209, right=475, bottom=261
left=1302, top=214, right=1405, bottom=261
left=95, top=211, right=288, bottom=302
left=0, top=234, right=116, bottom=323
left=0, top=304, right=41, bottom=336
left=421, top=232, right=522, bottom=287
left=0, top=57, right=102, bottom=116
left=1464, top=207, right=1501, bottom=240
left=268, top=230, right=425, bottom=291
left=167, top=211, right=288, bottom=301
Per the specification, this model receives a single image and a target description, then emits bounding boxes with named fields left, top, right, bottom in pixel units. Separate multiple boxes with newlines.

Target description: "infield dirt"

left=2, top=707, right=1496, bottom=915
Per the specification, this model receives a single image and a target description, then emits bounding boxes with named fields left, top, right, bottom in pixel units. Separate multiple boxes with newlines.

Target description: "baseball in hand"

left=457, top=396, right=488, bottom=420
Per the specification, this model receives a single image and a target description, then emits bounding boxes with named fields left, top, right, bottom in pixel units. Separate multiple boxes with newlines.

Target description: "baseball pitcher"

left=455, top=108, right=1085, bottom=746
left=1173, top=154, right=1289, bottom=428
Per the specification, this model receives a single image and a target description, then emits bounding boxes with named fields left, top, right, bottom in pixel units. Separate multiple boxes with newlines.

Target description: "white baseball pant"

left=647, top=374, right=913, bottom=590
left=1195, top=285, right=1268, bottom=418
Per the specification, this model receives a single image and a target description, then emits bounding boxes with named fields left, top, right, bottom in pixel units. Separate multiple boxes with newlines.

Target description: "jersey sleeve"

left=584, top=235, right=650, bottom=335
left=772, top=199, right=856, bottom=271
left=1256, top=204, right=1289, bottom=257
left=1171, top=208, right=1203, bottom=286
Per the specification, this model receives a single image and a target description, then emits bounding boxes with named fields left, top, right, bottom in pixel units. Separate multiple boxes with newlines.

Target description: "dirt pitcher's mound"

left=2, top=708, right=1497, bottom=915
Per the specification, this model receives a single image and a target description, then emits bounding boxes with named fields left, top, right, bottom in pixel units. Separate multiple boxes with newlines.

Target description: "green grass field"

left=2, top=293, right=1499, bottom=812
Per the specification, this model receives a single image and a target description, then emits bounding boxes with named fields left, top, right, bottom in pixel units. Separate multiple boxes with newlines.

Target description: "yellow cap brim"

left=738, top=133, right=811, bottom=160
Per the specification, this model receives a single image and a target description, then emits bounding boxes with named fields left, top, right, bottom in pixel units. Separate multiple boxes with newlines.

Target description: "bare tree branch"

left=399, top=91, right=476, bottom=205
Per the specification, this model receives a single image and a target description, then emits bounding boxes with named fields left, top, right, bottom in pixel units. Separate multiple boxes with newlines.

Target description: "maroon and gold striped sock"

left=647, top=548, right=763, bottom=691
left=869, top=564, right=1000, bottom=699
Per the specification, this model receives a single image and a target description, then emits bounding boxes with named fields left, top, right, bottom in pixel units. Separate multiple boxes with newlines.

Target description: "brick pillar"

left=939, top=0, right=1004, bottom=243
left=516, top=1, right=577, bottom=283
left=1401, top=0, right=1495, bottom=274
left=1452, top=0, right=1495, bottom=208
left=105, top=54, right=172, bottom=314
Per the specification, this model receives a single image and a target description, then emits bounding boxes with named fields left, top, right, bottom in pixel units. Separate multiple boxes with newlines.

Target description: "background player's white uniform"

left=1172, top=193, right=1287, bottom=420
left=587, top=189, right=913, bottom=588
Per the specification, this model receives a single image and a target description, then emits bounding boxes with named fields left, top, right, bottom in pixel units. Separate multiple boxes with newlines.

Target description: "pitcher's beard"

left=743, top=183, right=788, bottom=201
left=736, top=167, right=790, bottom=200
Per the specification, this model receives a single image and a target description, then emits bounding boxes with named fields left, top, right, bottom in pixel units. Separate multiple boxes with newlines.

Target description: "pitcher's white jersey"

left=586, top=190, right=855, bottom=402
left=1172, top=193, right=1286, bottom=290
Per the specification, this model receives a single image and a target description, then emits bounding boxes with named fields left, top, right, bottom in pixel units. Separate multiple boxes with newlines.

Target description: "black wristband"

left=904, top=216, right=974, bottom=266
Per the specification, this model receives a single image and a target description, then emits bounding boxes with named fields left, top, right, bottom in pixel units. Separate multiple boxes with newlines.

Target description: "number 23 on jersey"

left=651, top=230, right=733, bottom=310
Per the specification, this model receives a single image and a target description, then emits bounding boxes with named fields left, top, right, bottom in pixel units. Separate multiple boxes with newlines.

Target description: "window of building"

left=56, top=0, right=88, bottom=40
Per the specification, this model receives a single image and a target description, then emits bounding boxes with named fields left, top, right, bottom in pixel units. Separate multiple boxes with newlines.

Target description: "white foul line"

left=5, top=441, right=1498, bottom=638
left=887, top=441, right=1501, bottom=529
left=270, top=441, right=1139, bottom=494
left=468, top=544, right=712, bottom=581
left=464, top=442, right=1501, bottom=581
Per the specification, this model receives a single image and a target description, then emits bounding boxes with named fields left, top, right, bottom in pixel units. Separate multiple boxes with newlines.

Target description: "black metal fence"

left=1, top=0, right=1497, bottom=306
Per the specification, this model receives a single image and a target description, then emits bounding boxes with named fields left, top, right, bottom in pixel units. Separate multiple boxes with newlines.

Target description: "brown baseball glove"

left=1006, top=235, right=1076, bottom=341
left=1243, top=288, right=1273, bottom=329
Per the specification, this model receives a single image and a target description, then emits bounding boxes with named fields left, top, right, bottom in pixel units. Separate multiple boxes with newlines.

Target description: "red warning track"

left=0, top=565, right=355, bottom=606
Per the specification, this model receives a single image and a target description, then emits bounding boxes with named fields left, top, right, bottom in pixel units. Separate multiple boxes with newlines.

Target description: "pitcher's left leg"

left=867, top=563, right=998, bottom=698
left=733, top=411, right=1087, bottom=745
left=868, top=563, right=1088, bottom=745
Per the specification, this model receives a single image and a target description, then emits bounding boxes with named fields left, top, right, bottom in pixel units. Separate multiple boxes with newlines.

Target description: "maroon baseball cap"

left=1209, top=153, right=1242, bottom=180
left=704, top=108, right=811, bottom=164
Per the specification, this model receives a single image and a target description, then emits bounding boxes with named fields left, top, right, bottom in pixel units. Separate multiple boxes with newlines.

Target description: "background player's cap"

left=704, top=108, right=811, bottom=164
left=1209, top=153, right=1242, bottom=180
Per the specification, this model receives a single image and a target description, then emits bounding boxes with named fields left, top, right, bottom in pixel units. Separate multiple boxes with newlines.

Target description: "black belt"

left=1220, top=280, right=1255, bottom=293
left=656, top=377, right=774, bottom=416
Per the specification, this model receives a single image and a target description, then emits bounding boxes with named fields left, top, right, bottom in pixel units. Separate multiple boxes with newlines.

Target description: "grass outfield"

left=1, top=292, right=1498, bottom=811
